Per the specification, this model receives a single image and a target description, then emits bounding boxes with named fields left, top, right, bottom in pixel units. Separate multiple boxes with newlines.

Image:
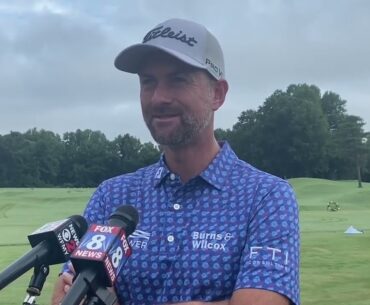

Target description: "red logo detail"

left=66, top=240, right=77, bottom=253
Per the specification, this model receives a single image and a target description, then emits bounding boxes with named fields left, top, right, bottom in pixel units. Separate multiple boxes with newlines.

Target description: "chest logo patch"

left=191, top=231, right=233, bottom=251
left=129, top=230, right=151, bottom=250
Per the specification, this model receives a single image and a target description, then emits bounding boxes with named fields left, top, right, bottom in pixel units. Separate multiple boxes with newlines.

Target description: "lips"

left=147, top=105, right=183, bottom=126
left=150, top=112, right=181, bottom=126
left=154, top=113, right=177, bottom=117
left=152, top=109, right=181, bottom=118
left=152, top=110, right=180, bottom=116
left=153, top=114, right=178, bottom=121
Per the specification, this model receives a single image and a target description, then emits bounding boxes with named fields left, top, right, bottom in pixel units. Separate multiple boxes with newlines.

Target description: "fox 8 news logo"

left=85, top=227, right=124, bottom=269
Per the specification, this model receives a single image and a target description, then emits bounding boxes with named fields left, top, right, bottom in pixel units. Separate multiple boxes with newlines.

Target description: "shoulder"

left=98, top=163, right=159, bottom=192
left=89, top=162, right=160, bottom=208
left=232, top=157, right=292, bottom=193
left=221, top=141, right=288, bottom=188
left=84, top=163, right=160, bottom=222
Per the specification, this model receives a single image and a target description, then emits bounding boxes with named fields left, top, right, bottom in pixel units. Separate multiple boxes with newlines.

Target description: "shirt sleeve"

left=234, top=181, right=300, bottom=305
left=82, top=180, right=111, bottom=225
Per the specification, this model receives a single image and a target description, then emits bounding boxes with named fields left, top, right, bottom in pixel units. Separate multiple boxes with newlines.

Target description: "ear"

left=211, top=79, right=229, bottom=111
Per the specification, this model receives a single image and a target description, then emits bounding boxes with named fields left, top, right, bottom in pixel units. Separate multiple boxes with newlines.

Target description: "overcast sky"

left=1, top=0, right=369, bottom=143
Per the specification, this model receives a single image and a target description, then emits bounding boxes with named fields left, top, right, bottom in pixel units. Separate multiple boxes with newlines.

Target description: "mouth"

left=151, top=113, right=181, bottom=125
left=153, top=114, right=178, bottom=120
left=152, top=110, right=181, bottom=118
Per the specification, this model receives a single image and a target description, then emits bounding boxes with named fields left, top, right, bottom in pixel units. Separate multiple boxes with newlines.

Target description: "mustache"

left=150, top=105, right=183, bottom=116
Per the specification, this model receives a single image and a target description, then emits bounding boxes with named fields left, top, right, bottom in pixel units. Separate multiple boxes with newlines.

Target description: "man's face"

left=138, top=53, right=216, bottom=147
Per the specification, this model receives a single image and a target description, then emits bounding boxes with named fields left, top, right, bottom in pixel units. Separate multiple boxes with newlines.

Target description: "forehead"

left=138, top=51, right=200, bottom=75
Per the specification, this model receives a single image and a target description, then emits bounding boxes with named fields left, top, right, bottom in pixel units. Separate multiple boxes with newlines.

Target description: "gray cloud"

left=0, top=0, right=369, bottom=142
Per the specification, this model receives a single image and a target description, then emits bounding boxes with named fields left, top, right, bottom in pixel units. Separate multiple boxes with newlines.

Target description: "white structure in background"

left=344, top=225, right=364, bottom=234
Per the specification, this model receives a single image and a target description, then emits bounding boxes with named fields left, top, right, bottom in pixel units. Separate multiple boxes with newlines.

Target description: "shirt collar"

left=152, top=141, right=238, bottom=190
left=199, top=141, right=238, bottom=190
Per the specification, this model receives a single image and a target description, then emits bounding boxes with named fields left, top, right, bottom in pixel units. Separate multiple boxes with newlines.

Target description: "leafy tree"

left=229, top=84, right=330, bottom=178
left=112, top=134, right=144, bottom=174
left=320, top=92, right=367, bottom=180
left=228, top=110, right=261, bottom=167
left=260, top=85, right=329, bottom=178
left=138, top=142, right=161, bottom=166
left=329, top=115, right=366, bottom=180
left=214, top=128, right=232, bottom=142
left=0, top=131, right=40, bottom=186
left=112, top=134, right=160, bottom=175
left=24, top=128, right=63, bottom=186
left=0, top=135, right=15, bottom=186
left=60, top=129, right=112, bottom=187
left=362, top=132, right=370, bottom=182
left=321, top=91, right=347, bottom=131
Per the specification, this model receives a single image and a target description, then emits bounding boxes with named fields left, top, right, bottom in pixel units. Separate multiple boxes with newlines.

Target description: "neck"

left=163, top=135, right=220, bottom=183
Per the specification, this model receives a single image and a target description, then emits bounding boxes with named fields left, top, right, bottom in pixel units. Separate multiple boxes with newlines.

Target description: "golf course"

left=0, top=178, right=369, bottom=305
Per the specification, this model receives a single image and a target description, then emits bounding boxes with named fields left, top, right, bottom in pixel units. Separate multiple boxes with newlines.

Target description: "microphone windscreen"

left=108, top=205, right=139, bottom=236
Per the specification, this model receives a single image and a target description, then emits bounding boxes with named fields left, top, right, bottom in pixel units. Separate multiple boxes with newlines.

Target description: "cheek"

left=140, top=90, right=148, bottom=103
left=197, top=93, right=214, bottom=112
left=140, top=90, right=151, bottom=108
left=140, top=97, right=150, bottom=119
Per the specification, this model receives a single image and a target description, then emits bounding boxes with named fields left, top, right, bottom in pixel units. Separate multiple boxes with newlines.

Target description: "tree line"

left=0, top=83, right=369, bottom=187
left=216, top=84, right=369, bottom=182
left=0, top=130, right=160, bottom=187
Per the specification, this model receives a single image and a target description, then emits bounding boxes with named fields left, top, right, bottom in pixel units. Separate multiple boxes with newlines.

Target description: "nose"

left=151, top=82, right=172, bottom=105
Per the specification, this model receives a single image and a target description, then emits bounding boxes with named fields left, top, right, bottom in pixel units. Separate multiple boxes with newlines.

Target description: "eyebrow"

left=138, top=66, right=201, bottom=78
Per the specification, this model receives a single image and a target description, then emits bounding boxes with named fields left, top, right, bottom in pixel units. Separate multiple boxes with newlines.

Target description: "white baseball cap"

left=114, top=18, right=225, bottom=80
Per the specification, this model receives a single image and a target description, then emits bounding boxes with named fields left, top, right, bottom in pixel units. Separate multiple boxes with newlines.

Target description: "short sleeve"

left=82, top=181, right=111, bottom=225
left=234, top=181, right=300, bottom=305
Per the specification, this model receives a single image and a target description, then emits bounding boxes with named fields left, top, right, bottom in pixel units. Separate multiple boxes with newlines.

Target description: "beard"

left=144, top=106, right=213, bottom=147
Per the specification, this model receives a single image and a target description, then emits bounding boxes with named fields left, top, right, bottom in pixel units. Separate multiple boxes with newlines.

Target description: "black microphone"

left=0, top=215, right=88, bottom=290
left=61, top=205, right=139, bottom=305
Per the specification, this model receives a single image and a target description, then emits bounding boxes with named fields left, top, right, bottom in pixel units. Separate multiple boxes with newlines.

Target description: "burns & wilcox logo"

left=192, top=231, right=233, bottom=251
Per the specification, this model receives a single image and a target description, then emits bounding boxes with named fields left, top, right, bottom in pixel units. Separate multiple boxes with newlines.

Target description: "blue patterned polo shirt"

left=79, top=141, right=300, bottom=305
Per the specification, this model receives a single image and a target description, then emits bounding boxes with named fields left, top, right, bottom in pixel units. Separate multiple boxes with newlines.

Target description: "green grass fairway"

left=0, top=179, right=370, bottom=304
left=291, top=178, right=370, bottom=305
left=0, top=188, right=93, bottom=305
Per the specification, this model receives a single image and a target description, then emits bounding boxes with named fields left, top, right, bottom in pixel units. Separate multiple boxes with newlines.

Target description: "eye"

left=171, top=74, right=188, bottom=84
left=139, top=76, right=156, bottom=87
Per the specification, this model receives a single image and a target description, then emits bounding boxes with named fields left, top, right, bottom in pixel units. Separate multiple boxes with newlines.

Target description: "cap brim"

left=114, top=44, right=205, bottom=73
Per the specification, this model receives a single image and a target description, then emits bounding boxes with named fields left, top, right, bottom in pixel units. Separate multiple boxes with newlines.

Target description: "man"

left=52, top=18, right=300, bottom=305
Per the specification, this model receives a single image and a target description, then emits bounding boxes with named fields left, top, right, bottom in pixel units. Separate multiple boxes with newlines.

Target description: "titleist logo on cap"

left=143, top=26, right=198, bottom=47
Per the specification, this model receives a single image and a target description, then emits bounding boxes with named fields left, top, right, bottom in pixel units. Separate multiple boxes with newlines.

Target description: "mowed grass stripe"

left=0, top=188, right=93, bottom=305
left=290, top=178, right=370, bottom=305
